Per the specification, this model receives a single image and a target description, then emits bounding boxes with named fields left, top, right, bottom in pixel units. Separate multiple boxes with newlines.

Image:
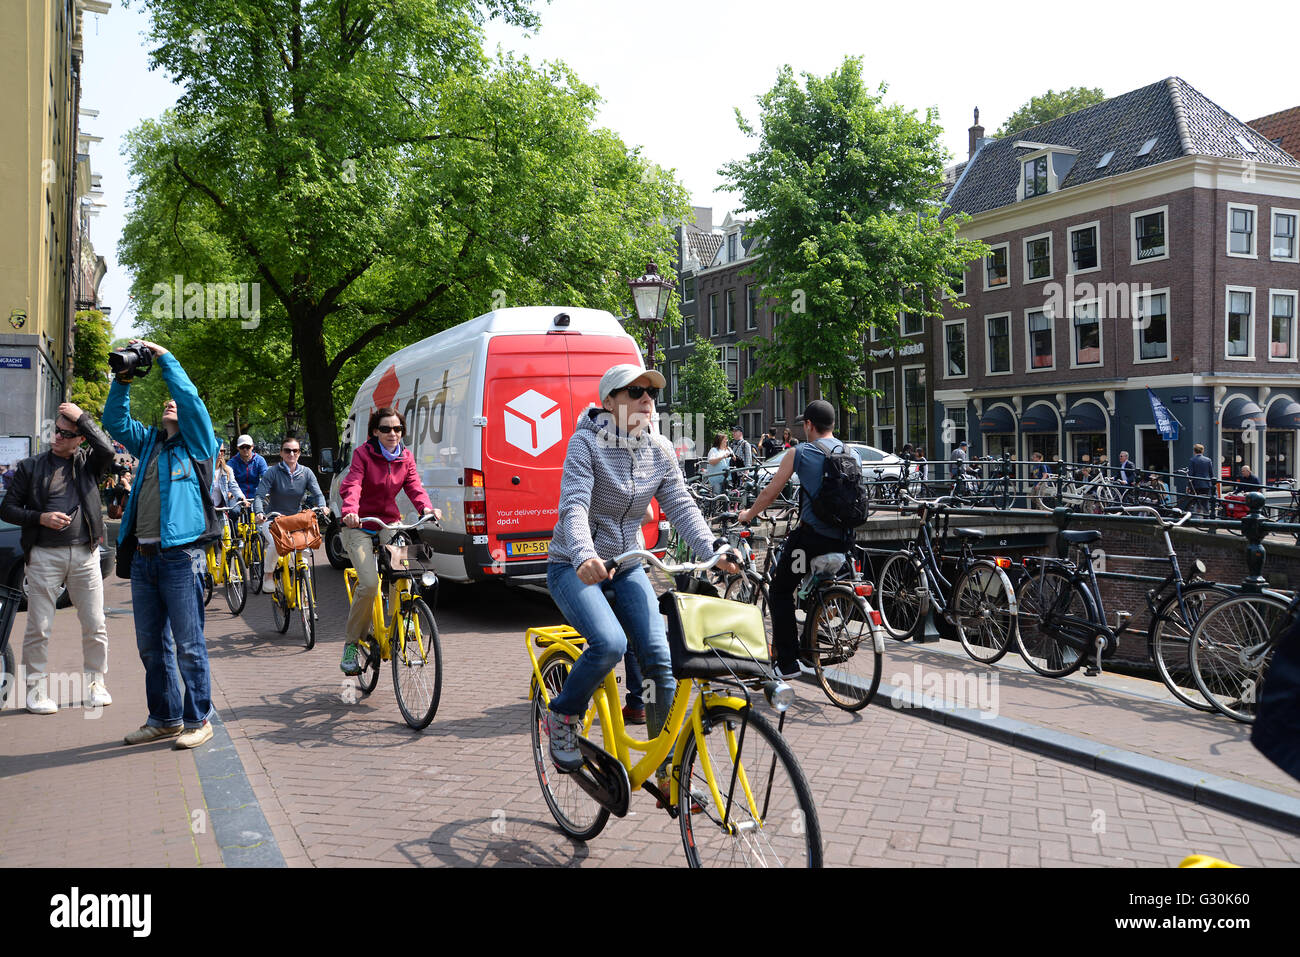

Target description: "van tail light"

left=994, top=557, right=1011, bottom=568
left=465, top=468, right=487, bottom=534
left=854, top=582, right=873, bottom=597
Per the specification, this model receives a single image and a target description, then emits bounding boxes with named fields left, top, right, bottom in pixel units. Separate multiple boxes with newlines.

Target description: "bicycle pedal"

left=1083, top=665, right=1100, bottom=677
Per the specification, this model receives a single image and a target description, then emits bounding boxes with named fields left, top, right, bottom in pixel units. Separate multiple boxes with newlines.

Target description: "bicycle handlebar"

left=357, top=513, right=441, bottom=531
left=604, top=547, right=736, bottom=577
left=1113, top=504, right=1193, bottom=529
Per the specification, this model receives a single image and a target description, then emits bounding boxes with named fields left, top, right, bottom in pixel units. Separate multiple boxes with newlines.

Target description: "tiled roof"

left=1248, top=106, right=1300, bottom=159
left=944, top=77, right=1299, bottom=219
left=685, top=232, right=722, bottom=269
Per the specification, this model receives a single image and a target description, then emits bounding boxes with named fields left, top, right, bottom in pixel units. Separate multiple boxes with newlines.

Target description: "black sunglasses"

left=376, top=425, right=404, bottom=434
left=282, top=447, right=301, bottom=454
left=620, top=385, right=659, bottom=400
left=54, top=427, right=80, bottom=439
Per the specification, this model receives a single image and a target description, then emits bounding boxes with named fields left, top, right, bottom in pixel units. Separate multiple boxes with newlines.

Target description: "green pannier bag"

left=658, top=591, right=770, bottom=680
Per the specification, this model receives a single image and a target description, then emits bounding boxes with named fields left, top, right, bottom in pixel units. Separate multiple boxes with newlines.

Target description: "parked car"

left=0, top=518, right=114, bottom=612
left=757, top=443, right=904, bottom=493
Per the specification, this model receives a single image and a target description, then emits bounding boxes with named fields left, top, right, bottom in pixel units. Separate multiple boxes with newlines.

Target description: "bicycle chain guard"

left=567, top=736, right=631, bottom=818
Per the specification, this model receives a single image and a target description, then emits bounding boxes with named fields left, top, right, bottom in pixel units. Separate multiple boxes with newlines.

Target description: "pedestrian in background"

left=705, top=433, right=730, bottom=495
left=1188, top=443, right=1215, bottom=517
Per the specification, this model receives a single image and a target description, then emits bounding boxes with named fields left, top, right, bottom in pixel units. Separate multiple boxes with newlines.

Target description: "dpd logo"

left=504, top=390, right=563, bottom=457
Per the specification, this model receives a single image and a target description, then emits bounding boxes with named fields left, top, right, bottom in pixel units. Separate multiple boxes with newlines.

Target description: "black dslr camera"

left=108, top=343, right=154, bottom=380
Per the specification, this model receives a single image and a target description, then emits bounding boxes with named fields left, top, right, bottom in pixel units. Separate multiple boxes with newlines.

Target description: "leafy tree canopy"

left=995, top=87, right=1106, bottom=138
left=678, top=340, right=735, bottom=442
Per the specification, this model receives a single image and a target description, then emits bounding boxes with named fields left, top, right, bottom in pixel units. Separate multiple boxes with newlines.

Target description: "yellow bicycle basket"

left=658, top=591, right=770, bottom=680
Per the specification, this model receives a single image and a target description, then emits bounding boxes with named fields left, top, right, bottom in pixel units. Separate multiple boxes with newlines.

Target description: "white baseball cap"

left=598, top=364, right=666, bottom=404
left=236, top=434, right=254, bottom=448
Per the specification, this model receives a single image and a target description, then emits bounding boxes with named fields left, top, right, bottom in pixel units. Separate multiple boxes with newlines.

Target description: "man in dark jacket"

left=0, top=402, right=115, bottom=714
left=1188, top=443, right=1215, bottom=517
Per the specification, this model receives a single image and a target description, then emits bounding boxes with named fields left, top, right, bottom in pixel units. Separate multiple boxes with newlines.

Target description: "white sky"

left=83, top=0, right=1300, bottom=337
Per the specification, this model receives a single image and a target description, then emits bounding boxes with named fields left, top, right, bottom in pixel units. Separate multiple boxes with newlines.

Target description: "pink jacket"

left=338, top=439, right=434, bottom=525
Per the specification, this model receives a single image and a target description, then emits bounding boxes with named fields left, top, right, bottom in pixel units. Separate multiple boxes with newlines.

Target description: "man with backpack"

left=738, top=400, right=865, bottom=679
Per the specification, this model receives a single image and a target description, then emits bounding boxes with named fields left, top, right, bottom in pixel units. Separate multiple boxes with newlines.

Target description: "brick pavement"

left=3, top=566, right=1300, bottom=867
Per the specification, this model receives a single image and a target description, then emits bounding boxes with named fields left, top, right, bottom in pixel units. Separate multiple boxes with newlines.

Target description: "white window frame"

left=941, top=265, right=966, bottom=300
left=1023, top=231, right=1054, bottom=284
left=1132, top=286, right=1172, bottom=365
left=1130, top=205, right=1170, bottom=265
left=1272, top=208, right=1300, bottom=263
left=944, top=406, right=968, bottom=459
left=1227, top=202, right=1258, bottom=259
left=1024, top=306, right=1056, bottom=373
left=1069, top=298, right=1104, bottom=369
left=871, top=368, right=894, bottom=449
left=1268, top=289, right=1298, bottom=363
left=942, top=319, right=968, bottom=379
left=1224, top=285, right=1256, bottom=361
left=984, top=242, right=1010, bottom=291
left=899, top=310, right=924, bottom=337
left=774, top=388, right=786, bottom=423
left=669, top=359, right=682, bottom=403
left=984, top=312, right=1013, bottom=376
left=1022, top=154, right=1050, bottom=199
left=1067, top=220, right=1102, bottom=276
left=901, top=363, right=927, bottom=450
left=745, top=284, right=759, bottom=331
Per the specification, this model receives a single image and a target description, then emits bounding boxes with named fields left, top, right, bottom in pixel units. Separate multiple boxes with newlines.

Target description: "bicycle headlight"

left=421, top=571, right=437, bottom=588
left=763, top=679, right=794, bottom=713
left=1193, top=559, right=1207, bottom=577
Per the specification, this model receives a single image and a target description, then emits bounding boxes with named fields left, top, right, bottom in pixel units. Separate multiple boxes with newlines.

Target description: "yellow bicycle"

left=203, top=506, right=247, bottom=615
left=342, top=514, right=443, bottom=730
left=526, top=549, right=822, bottom=867
left=264, top=509, right=324, bottom=650
left=235, top=505, right=265, bottom=594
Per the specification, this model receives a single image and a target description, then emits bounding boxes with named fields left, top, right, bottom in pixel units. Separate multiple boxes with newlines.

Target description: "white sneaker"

left=86, top=674, right=112, bottom=707
left=26, top=681, right=57, bottom=715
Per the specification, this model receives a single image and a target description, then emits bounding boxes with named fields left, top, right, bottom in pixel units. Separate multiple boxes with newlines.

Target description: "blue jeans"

left=546, top=561, right=676, bottom=742
left=131, top=547, right=214, bottom=729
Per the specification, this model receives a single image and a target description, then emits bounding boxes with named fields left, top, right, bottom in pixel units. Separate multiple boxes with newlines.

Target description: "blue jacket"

left=230, top=453, right=268, bottom=500
left=1189, top=454, right=1215, bottom=485
left=103, top=352, right=222, bottom=550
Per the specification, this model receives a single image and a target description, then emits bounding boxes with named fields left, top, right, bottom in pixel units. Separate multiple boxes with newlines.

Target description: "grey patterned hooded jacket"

left=550, top=408, right=717, bottom=569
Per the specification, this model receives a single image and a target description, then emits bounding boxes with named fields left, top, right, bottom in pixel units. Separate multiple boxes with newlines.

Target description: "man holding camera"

left=103, top=339, right=222, bottom=750
left=0, top=402, right=115, bottom=714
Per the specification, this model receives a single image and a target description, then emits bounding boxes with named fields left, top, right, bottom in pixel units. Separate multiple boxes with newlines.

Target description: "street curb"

left=190, top=712, right=286, bottom=867
left=876, top=679, right=1300, bottom=837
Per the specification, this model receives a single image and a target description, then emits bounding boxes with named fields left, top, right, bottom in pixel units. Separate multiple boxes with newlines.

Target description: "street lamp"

left=628, top=261, right=674, bottom=370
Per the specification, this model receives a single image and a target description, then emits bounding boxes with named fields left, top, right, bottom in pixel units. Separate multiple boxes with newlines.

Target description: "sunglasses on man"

left=282, top=447, right=301, bottom=454
left=54, top=426, right=81, bottom=439
left=619, top=385, right=659, bottom=400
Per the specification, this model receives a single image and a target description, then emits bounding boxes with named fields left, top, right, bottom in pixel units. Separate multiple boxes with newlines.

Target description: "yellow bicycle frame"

left=343, top=567, right=414, bottom=663
left=526, top=627, right=765, bottom=822
left=204, top=519, right=236, bottom=585
left=274, top=549, right=313, bottom=611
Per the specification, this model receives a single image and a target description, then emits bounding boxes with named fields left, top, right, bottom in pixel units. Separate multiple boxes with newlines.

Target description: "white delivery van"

left=324, top=307, right=667, bottom=583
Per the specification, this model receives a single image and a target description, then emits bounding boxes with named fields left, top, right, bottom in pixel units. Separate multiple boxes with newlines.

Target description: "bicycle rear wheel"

left=1189, top=592, right=1287, bottom=723
left=297, top=566, right=315, bottom=650
left=875, top=551, right=925, bottom=640
left=677, top=704, right=822, bottom=867
left=530, top=651, right=610, bottom=841
left=1149, top=584, right=1231, bottom=711
left=202, top=569, right=214, bottom=607
left=393, top=595, right=442, bottom=729
left=807, top=585, right=881, bottom=711
left=224, top=552, right=247, bottom=615
left=248, top=536, right=265, bottom=594
left=951, top=561, right=1016, bottom=664
left=724, top=572, right=771, bottom=652
left=1014, top=565, right=1095, bottom=677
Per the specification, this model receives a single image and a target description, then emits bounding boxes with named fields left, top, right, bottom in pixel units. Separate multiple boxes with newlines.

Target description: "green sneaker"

left=340, top=641, right=362, bottom=676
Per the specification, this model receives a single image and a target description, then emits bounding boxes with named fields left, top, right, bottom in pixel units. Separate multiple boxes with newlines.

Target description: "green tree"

left=677, top=340, right=735, bottom=441
left=720, top=57, right=985, bottom=420
left=70, top=310, right=114, bottom=417
left=119, top=0, right=689, bottom=458
left=995, top=87, right=1106, bottom=138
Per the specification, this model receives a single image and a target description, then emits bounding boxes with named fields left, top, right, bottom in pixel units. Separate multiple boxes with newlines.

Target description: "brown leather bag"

left=269, top=510, right=322, bottom=554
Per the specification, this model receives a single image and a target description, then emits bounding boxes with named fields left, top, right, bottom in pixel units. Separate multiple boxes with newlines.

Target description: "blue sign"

left=1148, top=388, right=1181, bottom=441
left=1170, top=395, right=1190, bottom=404
left=0, top=356, right=30, bottom=369
left=1193, top=395, right=1211, bottom=404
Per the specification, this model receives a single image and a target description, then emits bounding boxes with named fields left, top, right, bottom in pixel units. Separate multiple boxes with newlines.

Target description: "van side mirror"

left=319, top=448, right=335, bottom=474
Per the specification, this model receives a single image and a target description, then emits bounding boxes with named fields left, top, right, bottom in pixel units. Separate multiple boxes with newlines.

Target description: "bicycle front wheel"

left=393, top=596, right=442, bottom=730
left=1149, top=584, right=1232, bottom=711
left=807, top=586, right=881, bottom=711
left=224, top=552, right=247, bottom=615
left=297, top=567, right=315, bottom=650
left=271, top=570, right=291, bottom=634
left=1014, top=565, right=1095, bottom=677
left=248, top=536, right=265, bottom=594
left=678, top=704, right=822, bottom=867
left=202, top=569, right=214, bottom=607
left=530, top=651, right=610, bottom=841
left=1189, top=592, right=1287, bottom=723
left=876, top=551, right=926, bottom=641
left=952, top=561, right=1017, bottom=664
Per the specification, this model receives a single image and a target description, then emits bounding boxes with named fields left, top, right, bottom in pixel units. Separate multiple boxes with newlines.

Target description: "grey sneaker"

left=542, top=710, right=584, bottom=772
left=124, top=723, right=182, bottom=745
left=340, top=642, right=362, bottom=676
left=174, top=721, right=214, bottom=750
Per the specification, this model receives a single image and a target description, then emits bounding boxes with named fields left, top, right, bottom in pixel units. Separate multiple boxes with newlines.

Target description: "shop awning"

left=1019, top=401, right=1059, bottom=433
left=1267, top=398, right=1300, bottom=429
left=1063, top=402, right=1107, bottom=433
left=1221, top=397, right=1266, bottom=429
left=979, top=406, right=1015, bottom=433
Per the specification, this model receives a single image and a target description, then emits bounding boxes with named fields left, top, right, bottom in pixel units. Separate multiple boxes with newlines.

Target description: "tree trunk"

left=292, top=312, right=340, bottom=466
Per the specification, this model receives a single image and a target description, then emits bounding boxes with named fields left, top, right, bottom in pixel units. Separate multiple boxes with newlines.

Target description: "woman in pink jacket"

left=337, top=406, right=441, bottom=676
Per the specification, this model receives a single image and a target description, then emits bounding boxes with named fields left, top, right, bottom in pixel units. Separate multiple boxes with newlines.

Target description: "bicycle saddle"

left=809, top=552, right=848, bottom=576
left=951, top=528, right=985, bottom=540
left=1059, top=529, right=1103, bottom=544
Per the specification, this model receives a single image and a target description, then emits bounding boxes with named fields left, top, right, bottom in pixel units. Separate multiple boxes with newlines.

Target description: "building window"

left=1271, top=291, right=1297, bottom=360
left=727, top=233, right=738, bottom=261
left=945, top=407, right=967, bottom=458
left=1026, top=309, right=1054, bottom=370
left=745, top=346, right=758, bottom=378
left=873, top=369, right=894, bottom=452
left=683, top=313, right=693, bottom=344
left=1025, top=233, right=1052, bottom=282
left=683, top=274, right=696, bottom=302
left=1226, top=288, right=1254, bottom=359
left=901, top=312, right=923, bottom=336
left=1228, top=204, right=1257, bottom=258
left=718, top=345, right=740, bottom=398
left=946, top=265, right=965, bottom=298
left=985, top=243, right=1009, bottom=289
left=903, top=366, right=927, bottom=450
left=775, top=388, right=786, bottom=423
left=944, top=320, right=967, bottom=377
left=986, top=314, right=1011, bottom=374
left=796, top=380, right=808, bottom=413
left=1024, top=156, right=1048, bottom=197
left=669, top=360, right=682, bottom=402
left=741, top=411, right=762, bottom=444
left=1135, top=290, right=1170, bottom=362
left=746, top=285, right=759, bottom=330
left=1273, top=210, right=1299, bottom=262
left=709, top=293, right=718, bottom=337
left=726, top=289, right=736, bottom=334
left=1069, top=223, right=1099, bottom=273
left=1072, top=301, right=1101, bottom=366
left=1132, top=207, right=1168, bottom=263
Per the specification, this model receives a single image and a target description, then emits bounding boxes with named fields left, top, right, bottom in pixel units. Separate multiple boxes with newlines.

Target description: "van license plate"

left=505, top=540, right=549, bottom=557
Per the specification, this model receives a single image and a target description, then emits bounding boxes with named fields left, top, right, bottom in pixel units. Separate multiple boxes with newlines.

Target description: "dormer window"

left=727, top=233, right=738, bottom=261
left=1024, top=156, right=1048, bottom=197
left=1015, top=144, right=1079, bottom=201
